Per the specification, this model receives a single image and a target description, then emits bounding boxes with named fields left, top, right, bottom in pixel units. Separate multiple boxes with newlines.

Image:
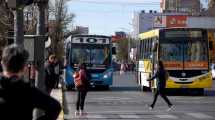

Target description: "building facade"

left=160, top=0, right=201, bottom=15
left=131, top=10, right=189, bottom=38
left=132, top=10, right=160, bottom=38
left=75, top=26, right=89, bottom=35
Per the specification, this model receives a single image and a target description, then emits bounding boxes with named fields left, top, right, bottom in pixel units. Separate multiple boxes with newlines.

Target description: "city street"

left=63, top=72, right=215, bottom=120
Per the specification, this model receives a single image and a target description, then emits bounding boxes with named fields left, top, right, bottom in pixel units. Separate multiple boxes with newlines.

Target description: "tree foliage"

left=0, top=0, right=13, bottom=50
left=116, top=38, right=128, bottom=62
left=48, top=0, right=75, bottom=58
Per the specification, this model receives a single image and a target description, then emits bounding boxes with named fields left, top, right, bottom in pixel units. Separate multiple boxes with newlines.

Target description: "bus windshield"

left=184, top=40, right=207, bottom=61
left=70, top=45, right=111, bottom=66
left=160, top=43, right=183, bottom=61
left=160, top=34, right=208, bottom=70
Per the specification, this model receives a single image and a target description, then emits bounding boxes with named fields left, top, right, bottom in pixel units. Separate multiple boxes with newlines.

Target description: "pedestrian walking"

left=147, top=60, right=173, bottom=111
left=120, top=63, right=126, bottom=75
left=74, top=63, right=89, bottom=116
left=45, top=53, right=57, bottom=94
left=0, top=44, right=61, bottom=120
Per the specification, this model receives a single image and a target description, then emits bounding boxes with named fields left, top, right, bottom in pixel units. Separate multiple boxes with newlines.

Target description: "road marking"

left=156, top=115, right=178, bottom=119
left=85, top=114, right=106, bottom=119
left=119, top=115, right=141, bottom=119
left=187, top=113, right=214, bottom=119
left=64, top=114, right=106, bottom=119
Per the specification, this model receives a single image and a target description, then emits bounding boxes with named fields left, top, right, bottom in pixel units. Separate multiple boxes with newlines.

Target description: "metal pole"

left=35, top=2, right=48, bottom=91
left=14, top=7, right=24, bottom=46
left=34, top=2, right=47, bottom=119
left=35, top=3, right=46, bottom=91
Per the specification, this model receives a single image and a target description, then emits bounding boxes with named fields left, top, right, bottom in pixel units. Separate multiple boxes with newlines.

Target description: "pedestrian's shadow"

left=110, top=86, right=141, bottom=91
left=165, top=89, right=215, bottom=96
left=205, top=90, right=215, bottom=96
left=89, top=86, right=141, bottom=92
left=62, top=91, right=69, bottom=114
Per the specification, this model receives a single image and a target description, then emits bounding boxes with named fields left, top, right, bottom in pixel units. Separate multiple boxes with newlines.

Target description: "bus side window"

left=112, top=47, right=116, bottom=55
left=152, top=40, right=158, bottom=52
left=209, top=41, right=213, bottom=50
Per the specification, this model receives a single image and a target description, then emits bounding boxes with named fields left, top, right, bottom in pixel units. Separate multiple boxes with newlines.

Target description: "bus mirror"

left=112, top=47, right=116, bottom=55
left=152, top=41, right=158, bottom=52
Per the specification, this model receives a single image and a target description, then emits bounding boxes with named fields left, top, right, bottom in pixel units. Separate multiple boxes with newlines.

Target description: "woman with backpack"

left=147, top=60, right=173, bottom=111
left=74, top=63, right=89, bottom=116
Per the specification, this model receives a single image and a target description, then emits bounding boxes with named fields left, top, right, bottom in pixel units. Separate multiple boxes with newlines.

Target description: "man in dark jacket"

left=0, top=44, right=61, bottom=120
left=147, top=60, right=173, bottom=111
left=45, top=54, right=57, bottom=94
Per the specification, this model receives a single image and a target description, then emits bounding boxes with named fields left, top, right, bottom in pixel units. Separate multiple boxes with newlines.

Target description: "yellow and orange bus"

left=137, top=28, right=213, bottom=94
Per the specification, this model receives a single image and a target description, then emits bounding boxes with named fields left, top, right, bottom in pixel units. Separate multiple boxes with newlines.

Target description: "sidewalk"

left=51, top=89, right=64, bottom=120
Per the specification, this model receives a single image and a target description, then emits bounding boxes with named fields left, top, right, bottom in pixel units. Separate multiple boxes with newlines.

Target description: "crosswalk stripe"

left=85, top=114, right=107, bottom=119
left=119, top=115, right=141, bottom=119
left=155, top=115, right=178, bottom=119
left=187, top=113, right=214, bottom=119
left=65, top=112, right=214, bottom=119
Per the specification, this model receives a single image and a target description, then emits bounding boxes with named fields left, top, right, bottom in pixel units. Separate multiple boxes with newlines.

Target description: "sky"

left=65, top=0, right=207, bottom=36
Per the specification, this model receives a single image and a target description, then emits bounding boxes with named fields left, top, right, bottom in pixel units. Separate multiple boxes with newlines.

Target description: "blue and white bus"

left=64, top=35, right=114, bottom=90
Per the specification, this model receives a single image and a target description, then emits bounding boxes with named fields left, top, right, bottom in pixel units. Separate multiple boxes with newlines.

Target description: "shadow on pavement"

left=205, top=90, right=215, bottom=96
left=110, top=86, right=141, bottom=91
left=62, top=91, right=69, bottom=114
left=88, top=86, right=141, bottom=92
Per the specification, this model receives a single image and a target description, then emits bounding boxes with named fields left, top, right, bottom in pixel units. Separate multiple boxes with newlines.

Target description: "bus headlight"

left=103, top=71, right=112, bottom=79
left=103, top=74, right=108, bottom=79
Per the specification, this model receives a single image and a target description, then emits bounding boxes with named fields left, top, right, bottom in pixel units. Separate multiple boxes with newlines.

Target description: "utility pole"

left=35, top=1, right=48, bottom=92
left=34, top=1, right=48, bottom=119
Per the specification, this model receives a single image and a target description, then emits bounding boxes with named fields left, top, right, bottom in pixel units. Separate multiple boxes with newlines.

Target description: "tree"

left=0, top=0, right=13, bottom=50
left=116, top=38, right=129, bottom=62
left=24, top=5, right=38, bottom=35
left=207, top=0, right=215, bottom=16
left=48, top=0, right=76, bottom=59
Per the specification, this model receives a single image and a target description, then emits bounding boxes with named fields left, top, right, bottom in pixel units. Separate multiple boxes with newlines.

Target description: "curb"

left=51, top=89, right=64, bottom=120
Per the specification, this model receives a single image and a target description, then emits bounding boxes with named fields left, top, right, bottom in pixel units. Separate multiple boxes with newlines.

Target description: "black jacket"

left=0, top=76, right=61, bottom=120
left=149, top=69, right=167, bottom=90
left=45, top=62, right=57, bottom=88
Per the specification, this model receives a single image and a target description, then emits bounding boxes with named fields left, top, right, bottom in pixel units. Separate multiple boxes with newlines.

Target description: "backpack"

left=73, top=72, right=83, bottom=88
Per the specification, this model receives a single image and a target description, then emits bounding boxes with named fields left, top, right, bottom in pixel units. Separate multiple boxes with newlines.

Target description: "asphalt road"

left=64, top=72, right=215, bottom=120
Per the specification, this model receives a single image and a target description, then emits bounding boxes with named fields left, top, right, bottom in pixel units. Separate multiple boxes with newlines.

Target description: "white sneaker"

left=75, top=111, right=79, bottom=116
left=146, top=104, right=153, bottom=110
left=79, top=110, right=87, bottom=116
left=149, top=106, right=153, bottom=110
left=167, top=105, right=174, bottom=111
